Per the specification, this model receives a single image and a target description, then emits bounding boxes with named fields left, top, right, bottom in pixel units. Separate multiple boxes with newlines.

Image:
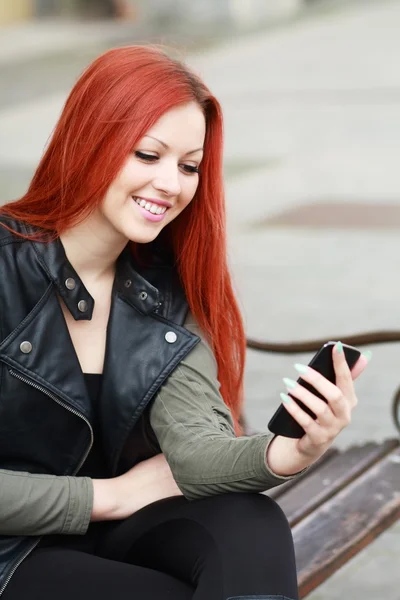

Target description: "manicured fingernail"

left=283, top=377, right=297, bottom=389
left=362, top=350, right=373, bottom=361
left=280, top=392, right=292, bottom=404
left=336, top=341, right=343, bottom=354
left=294, top=363, right=308, bottom=374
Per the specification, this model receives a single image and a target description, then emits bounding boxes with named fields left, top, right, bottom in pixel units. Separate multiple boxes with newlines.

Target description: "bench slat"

left=291, top=446, right=400, bottom=598
left=276, top=439, right=398, bottom=527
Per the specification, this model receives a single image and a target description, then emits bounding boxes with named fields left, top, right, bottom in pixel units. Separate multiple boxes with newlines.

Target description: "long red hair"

left=0, top=45, right=246, bottom=432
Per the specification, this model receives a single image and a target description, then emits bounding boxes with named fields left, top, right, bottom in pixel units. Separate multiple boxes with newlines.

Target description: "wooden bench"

left=246, top=330, right=400, bottom=598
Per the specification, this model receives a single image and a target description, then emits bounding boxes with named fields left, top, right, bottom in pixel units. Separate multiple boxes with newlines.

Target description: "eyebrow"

left=144, top=135, right=204, bottom=155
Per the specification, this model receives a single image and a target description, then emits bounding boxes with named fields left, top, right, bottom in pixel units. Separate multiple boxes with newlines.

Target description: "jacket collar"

left=25, top=224, right=161, bottom=320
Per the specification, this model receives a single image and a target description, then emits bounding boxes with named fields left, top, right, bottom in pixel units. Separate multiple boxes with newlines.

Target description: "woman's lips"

left=132, top=196, right=169, bottom=222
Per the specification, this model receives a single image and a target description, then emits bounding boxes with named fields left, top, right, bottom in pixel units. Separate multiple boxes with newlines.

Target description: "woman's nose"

left=152, top=165, right=181, bottom=197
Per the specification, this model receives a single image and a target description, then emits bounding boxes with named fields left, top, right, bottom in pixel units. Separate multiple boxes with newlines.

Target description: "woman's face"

left=100, top=101, right=206, bottom=244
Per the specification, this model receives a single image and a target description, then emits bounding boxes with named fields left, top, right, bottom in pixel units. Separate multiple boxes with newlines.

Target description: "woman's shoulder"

left=0, top=215, right=30, bottom=246
left=0, top=217, right=38, bottom=282
left=182, top=311, right=218, bottom=382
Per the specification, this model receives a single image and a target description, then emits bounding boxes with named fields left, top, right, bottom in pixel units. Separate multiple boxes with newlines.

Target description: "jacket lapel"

left=0, top=284, right=91, bottom=423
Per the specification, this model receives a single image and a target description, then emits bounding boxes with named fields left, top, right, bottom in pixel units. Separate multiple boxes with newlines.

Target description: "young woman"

left=0, top=45, right=369, bottom=600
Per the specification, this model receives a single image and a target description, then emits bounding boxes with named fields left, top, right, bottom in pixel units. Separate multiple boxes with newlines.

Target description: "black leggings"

left=4, top=493, right=299, bottom=600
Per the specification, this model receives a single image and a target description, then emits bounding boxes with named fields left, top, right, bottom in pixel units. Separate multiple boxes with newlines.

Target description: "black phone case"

left=267, top=341, right=361, bottom=439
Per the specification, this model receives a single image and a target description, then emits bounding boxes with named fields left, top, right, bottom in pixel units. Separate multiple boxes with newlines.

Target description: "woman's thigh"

left=3, top=546, right=194, bottom=600
left=98, top=493, right=299, bottom=600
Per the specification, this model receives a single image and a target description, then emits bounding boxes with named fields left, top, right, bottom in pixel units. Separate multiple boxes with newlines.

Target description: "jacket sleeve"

left=150, top=314, right=305, bottom=501
left=0, top=469, right=93, bottom=536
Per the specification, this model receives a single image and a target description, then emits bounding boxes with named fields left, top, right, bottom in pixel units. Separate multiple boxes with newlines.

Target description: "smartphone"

left=267, top=341, right=361, bottom=439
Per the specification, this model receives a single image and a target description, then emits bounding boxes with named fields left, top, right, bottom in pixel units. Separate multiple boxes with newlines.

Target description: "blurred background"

left=0, top=0, right=399, bottom=595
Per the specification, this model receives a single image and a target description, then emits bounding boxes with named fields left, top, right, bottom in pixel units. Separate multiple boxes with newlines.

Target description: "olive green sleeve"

left=0, top=469, right=93, bottom=536
left=150, top=315, right=302, bottom=501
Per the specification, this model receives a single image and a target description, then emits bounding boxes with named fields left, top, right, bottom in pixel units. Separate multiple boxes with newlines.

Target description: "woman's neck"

left=59, top=211, right=128, bottom=283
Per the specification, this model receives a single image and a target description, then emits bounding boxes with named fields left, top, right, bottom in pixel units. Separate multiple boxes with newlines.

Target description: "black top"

left=78, top=373, right=107, bottom=479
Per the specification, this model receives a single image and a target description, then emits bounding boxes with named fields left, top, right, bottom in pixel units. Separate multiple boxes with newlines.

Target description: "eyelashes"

left=135, top=151, right=157, bottom=161
left=182, top=164, right=200, bottom=174
left=134, top=151, right=200, bottom=175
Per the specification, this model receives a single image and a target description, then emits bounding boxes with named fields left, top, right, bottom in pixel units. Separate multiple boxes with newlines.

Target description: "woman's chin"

left=121, top=224, right=162, bottom=245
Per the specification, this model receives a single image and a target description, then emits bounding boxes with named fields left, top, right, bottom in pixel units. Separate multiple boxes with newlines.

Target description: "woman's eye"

left=135, top=151, right=158, bottom=162
left=181, top=164, right=200, bottom=175
left=135, top=152, right=199, bottom=174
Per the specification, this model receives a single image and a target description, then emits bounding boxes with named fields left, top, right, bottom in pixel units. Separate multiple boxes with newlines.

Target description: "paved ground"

left=190, top=0, right=400, bottom=449
left=1, top=0, right=399, bottom=597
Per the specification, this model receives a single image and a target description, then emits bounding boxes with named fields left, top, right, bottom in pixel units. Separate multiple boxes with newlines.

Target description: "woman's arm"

left=150, top=321, right=369, bottom=501
left=150, top=320, right=303, bottom=501
left=0, top=469, right=93, bottom=536
left=0, top=455, right=182, bottom=536
left=91, top=453, right=183, bottom=521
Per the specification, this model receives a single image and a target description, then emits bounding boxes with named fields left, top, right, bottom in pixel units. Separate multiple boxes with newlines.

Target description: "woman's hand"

left=267, top=342, right=371, bottom=476
left=91, top=453, right=183, bottom=521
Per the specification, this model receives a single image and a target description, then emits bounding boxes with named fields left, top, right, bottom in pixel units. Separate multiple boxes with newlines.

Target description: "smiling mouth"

left=132, top=196, right=169, bottom=215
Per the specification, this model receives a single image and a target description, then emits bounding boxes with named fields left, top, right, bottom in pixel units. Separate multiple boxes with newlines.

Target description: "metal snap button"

left=77, top=300, right=88, bottom=313
left=20, top=341, right=32, bottom=354
left=139, top=291, right=148, bottom=301
left=65, top=278, right=76, bottom=290
left=124, top=279, right=132, bottom=288
left=165, top=331, right=177, bottom=344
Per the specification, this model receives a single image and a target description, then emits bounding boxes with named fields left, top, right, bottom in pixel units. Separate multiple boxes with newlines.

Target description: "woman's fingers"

left=331, top=342, right=357, bottom=412
left=281, top=343, right=370, bottom=443
left=291, top=358, right=350, bottom=420
left=351, top=353, right=370, bottom=380
left=280, top=344, right=371, bottom=458
left=280, top=393, right=333, bottom=445
left=282, top=380, right=335, bottom=428
left=283, top=342, right=366, bottom=425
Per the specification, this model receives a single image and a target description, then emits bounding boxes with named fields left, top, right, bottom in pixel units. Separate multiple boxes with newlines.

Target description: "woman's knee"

left=203, top=492, right=287, bottom=519
left=191, top=492, right=292, bottom=538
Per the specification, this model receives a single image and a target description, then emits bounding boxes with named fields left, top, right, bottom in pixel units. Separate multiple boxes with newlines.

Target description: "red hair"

left=0, top=45, right=246, bottom=433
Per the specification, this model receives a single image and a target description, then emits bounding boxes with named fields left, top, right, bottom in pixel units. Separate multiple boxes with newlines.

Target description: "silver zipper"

left=0, top=369, right=94, bottom=596
left=9, top=369, right=93, bottom=473
left=0, top=540, right=39, bottom=597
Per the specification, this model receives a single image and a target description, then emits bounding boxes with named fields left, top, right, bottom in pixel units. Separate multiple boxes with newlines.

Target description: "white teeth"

left=133, top=196, right=168, bottom=215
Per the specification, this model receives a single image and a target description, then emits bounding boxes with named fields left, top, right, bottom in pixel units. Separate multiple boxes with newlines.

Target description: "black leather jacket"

left=0, top=216, right=199, bottom=595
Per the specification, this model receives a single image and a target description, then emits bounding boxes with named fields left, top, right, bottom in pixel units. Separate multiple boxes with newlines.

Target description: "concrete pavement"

left=187, top=0, right=400, bottom=448
left=1, top=0, right=399, bottom=596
